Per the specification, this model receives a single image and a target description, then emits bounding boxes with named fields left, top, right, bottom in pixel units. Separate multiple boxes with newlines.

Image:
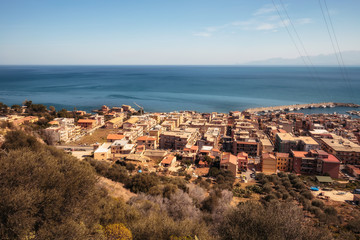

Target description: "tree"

left=0, top=102, right=9, bottom=114
left=23, top=100, right=32, bottom=108
left=49, top=106, right=56, bottom=112
left=1, top=130, right=41, bottom=151
left=11, top=104, right=22, bottom=113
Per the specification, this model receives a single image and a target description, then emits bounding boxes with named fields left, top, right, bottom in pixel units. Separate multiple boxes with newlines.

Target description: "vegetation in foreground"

left=1, top=131, right=359, bottom=240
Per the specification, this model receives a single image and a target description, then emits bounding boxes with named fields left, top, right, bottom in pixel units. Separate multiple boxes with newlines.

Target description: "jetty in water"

left=245, top=102, right=360, bottom=114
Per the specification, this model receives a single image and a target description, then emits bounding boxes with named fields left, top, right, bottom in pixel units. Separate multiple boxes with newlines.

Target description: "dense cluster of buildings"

left=89, top=106, right=360, bottom=181
left=1, top=102, right=360, bottom=181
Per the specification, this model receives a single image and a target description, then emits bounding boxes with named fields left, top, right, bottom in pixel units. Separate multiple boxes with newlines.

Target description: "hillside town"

left=1, top=102, right=360, bottom=183
left=2, top=100, right=360, bottom=239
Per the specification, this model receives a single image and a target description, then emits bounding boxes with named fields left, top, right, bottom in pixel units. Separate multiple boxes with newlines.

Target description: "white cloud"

left=193, top=4, right=311, bottom=37
left=253, top=5, right=277, bottom=16
left=193, top=32, right=212, bottom=37
left=256, top=23, right=276, bottom=30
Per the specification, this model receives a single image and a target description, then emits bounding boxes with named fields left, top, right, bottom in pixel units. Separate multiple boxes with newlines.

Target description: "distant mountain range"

left=246, top=50, right=360, bottom=66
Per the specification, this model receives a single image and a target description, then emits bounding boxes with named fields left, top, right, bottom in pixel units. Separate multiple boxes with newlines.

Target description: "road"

left=55, top=145, right=94, bottom=151
left=55, top=145, right=94, bottom=160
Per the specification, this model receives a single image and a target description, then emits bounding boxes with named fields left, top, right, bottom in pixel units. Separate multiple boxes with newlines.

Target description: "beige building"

left=320, top=136, right=360, bottom=164
left=94, top=143, right=112, bottom=160
left=137, top=136, right=157, bottom=149
left=106, top=116, right=124, bottom=129
left=220, top=152, right=238, bottom=176
left=159, top=128, right=200, bottom=150
left=275, top=152, right=291, bottom=172
left=261, top=153, right=277, bottom=174
left=260, top=137, right=274, bottom=153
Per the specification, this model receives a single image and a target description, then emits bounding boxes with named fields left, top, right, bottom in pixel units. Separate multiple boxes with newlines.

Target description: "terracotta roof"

left=276, top=152, right=290, bottom=158
left=137, top=136, right=156, bottom=141
left=291, top=150, right=308, bottom=158
left=323, top=154, right=340, bottom=163
left=221, top=152, right=238, bottom=165
left=237, top=152, right=248, bottom=157
left=190, top=146, right=199, bottom=151
left=348, top=165, right=360, bottom=174
left=107, top=134, right=125, bottom=140
left=78, top=119, right=96, bottom=123
left=161, top=155, right=175, bottom=165
left=48, top=120, right=59, bottom=125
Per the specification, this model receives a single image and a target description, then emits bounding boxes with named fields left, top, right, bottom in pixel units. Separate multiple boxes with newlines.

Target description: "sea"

left=0, top=65, right=359, bottom=115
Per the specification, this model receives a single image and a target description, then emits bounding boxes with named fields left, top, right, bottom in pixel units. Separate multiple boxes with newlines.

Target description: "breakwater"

left=245, top=102, right=360, bottom=114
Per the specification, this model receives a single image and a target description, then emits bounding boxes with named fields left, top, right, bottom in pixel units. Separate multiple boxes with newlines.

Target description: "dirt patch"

left=97, top=176, right=136, bottom=201
left=75, top=128, right=116, bottom=145
left=312, top=190, right=354, bottom=202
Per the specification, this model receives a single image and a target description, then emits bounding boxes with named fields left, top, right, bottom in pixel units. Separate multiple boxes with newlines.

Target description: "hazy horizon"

left=1, top=0, right=359, bottom=65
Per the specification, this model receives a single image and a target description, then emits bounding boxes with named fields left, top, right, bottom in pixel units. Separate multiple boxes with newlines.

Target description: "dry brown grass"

left=97, top=176, right=136, bottom=201
left=75, top=128, right=117, bottom=145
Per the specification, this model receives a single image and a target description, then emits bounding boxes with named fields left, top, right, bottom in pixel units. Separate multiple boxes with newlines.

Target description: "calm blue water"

left=0, top=65, right=359, bottom=113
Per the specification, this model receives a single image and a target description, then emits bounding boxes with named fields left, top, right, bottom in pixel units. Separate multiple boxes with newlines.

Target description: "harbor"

left=245, top=102, right=360, bottom=114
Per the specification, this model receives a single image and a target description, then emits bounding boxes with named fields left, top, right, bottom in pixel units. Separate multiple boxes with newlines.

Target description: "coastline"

left=245, top=102, right=360, bottom=114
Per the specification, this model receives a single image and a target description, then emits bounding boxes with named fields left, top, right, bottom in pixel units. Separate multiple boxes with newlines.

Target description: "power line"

left=318, top=0, right=354, bottom=102
left=271, top=0, right=327, bottom=102
left=278, top=0, right=331, bottom=101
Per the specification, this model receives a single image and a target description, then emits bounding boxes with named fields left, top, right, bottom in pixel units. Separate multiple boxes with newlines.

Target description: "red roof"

left=161, top=155, right=175, bottom=165
left=323, top=154, right=340, bottom=163
left=190, top=146, right=199, bottom=151
left=137, top=136, right=156, bottom=141
left=221, top=152, right=238, bottom=165
left=348, top=165, right=360, bottom=174
left=237, top=152, right=248, bottom=157
left=278, top=129, right=287, bottom=133
left=276, top=152, right=289, bottom=158
left=291, top=151, right=308, bottom=158
left=107, top=134, right=125, bottom=140
left=78, top=119, right=96, bottom=123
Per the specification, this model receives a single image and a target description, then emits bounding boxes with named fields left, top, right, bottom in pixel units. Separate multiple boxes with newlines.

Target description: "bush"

left=106, top=164, right=129, bottom=183
left=309, top=206, right=323, bottom=216
left=264, top=194, right=277, bottom=202
left=1, top=130, right=42, bottom=151
left=0, top=147, right=104, bottom=239
left=324, top=206, right=337, bottom=216
left=282, top=193, right=290, bottom=200
left=103, top=223, right=133, bottom=240
left=311, top=199, right=325, bottom=209
left=217, top=201, right=332, bottom=240
left=262, top=183, right=273, bottom=194
left=185, top=174, right=192, bottom=181
left=125, top=173, right=161, bottom=193
left=301, top=190, right=314, bottom=200
left=246, top=185, right=263, bottom=194
left=282, top=180, right=292, bottom=189
left=255, top=173, right=265, bottom=181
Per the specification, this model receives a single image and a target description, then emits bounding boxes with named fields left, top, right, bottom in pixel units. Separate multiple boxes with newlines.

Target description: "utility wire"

left=323, top=0, right=354, bottom=102
left=278, top=0, right=331, bottom=101
left=319, top=0, right=354, bottom=102
left=271, top=0, right=326, bottom=102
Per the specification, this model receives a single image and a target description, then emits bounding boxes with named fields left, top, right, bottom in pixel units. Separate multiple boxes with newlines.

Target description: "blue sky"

left=0, top=0, right=359, bottom=65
